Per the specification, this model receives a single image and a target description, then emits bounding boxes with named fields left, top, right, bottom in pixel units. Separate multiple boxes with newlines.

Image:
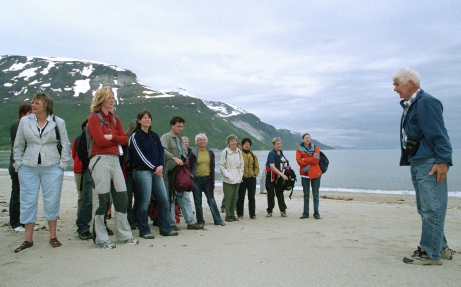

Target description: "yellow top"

left=195, top=150, right=210, bottom=177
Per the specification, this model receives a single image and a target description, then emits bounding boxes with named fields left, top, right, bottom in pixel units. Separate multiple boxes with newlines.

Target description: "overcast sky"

left=2, top=1, right=460, bottom=148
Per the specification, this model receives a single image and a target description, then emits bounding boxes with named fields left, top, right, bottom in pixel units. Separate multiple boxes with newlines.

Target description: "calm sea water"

left=1, top=148, right=459, bottom=197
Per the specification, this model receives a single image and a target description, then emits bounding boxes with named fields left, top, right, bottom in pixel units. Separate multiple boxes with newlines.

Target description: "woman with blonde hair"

left=87, top=86, right=138, bottom=249
left=13, top=93, right=71, bottom=252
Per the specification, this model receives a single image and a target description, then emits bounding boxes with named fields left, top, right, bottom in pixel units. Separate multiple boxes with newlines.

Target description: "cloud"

left=1, top=0, right=460, bottom=148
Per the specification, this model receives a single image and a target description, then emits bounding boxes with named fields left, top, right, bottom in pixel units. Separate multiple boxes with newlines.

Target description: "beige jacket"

left=220, top=147, right=244, bottom=184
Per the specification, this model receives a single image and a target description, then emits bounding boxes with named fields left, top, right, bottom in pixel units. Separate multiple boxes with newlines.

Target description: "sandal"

left=142, top=234, right=155, bottom=239
left=49, top=238, right=62, bottom=248
left=14, top=241, right=33, bottom=253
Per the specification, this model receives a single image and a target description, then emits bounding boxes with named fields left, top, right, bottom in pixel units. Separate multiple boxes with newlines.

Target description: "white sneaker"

left=116, top=238, right=139, bottom=245
left=96, top=240, right=116, bottom=249
left=14, top=226, right=25, bottom=232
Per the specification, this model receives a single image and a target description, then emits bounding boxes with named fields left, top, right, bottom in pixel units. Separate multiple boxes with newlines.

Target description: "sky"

left=2, top=0, right=460, bottom=148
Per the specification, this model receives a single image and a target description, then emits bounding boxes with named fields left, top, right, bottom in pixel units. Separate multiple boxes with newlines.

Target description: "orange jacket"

left=296, top=144, right=322, bottom=179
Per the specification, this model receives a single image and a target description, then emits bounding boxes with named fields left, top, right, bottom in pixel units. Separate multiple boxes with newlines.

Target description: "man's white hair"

left=392, top=68, right=421, bottom=88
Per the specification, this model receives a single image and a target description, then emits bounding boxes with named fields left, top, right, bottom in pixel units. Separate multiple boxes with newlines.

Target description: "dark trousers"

left=126, top=170, right=140, bottom=223
left=237, top=177, right=256, bottom=217
left=8, top=160, right=21, bottom=229
left=76, top=169, right=94, bottom=235
left=266, top=172, right=286, bottom=213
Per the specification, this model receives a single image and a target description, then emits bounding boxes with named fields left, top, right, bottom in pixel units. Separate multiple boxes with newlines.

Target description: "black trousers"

left=237, top=177, right=256, bottom=217
left=266, top=172, right=286, bottom=213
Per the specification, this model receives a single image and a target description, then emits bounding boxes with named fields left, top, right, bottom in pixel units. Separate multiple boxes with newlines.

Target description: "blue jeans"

left=126, top=170, right=140, bottom=223
left=164, top=178, right=196, bottom=225
left=410, top=157, right=449, bottom=260
left=301, top=177, right=321, bottom=217
left=9, top=160, right=21, bottom=229
left=18, top=164, right=63, bottom=223
left=76, top=169, right=94, bottom=234
left=134, top=169, right=172, bottom=236
left=193, top=176, right=223, bottom=225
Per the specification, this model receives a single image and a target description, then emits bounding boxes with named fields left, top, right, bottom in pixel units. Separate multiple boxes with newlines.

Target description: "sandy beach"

left=0, top=170, right=460, bottom=286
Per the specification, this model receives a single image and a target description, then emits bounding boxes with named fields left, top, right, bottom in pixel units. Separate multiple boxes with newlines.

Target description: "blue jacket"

left=400, top=89, right=452, bottom=166
left=129, top=129, right=164, bottom=171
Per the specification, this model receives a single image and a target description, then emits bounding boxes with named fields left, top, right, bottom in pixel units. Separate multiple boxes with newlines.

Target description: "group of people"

left=9, top=86, right=325, bottom=252
left=8, top=67, right=454, bottom=266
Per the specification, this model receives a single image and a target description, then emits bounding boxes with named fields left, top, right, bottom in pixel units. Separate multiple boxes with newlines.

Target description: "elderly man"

left=393, top=68, right=453, bottom=265
left=160, top=116, right=203, bottom=231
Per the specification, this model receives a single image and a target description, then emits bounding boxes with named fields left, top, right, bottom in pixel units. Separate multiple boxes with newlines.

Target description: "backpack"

left=173, top=160, right=195, bottom=193
left=276, top=154, right=297, bottom=199
left=319, top=151, right=329, bottom=174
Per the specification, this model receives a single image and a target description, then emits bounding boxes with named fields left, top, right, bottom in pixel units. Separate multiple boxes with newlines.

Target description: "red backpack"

left=173, top=160, right=195, bottom=193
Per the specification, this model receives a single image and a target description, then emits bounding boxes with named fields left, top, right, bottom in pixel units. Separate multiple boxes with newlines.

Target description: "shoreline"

left=1, top=171, right=460, bottom=285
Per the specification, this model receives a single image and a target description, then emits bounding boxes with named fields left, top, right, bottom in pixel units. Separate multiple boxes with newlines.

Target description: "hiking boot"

left=441, top=249, right=455, bottom=260
left=116, top=238, right=139, bottom=245
left=403, top=255, right=442, bottom=265
left=403, top=246, right=443, bottom=265
left=171, top=225, right=180, bottom=231
left=412, top=246, right=455, bottom=260
left=79, top=231, right=93, bottom=240
left=160, top=231, right=179, bottom=236
left=187, top=223, right=204, bottom=230
left=232, top=216, right=239, bottom=222
left=96, top=240, right=116, bottom=249
left=225, top=216, right=233, bottom=222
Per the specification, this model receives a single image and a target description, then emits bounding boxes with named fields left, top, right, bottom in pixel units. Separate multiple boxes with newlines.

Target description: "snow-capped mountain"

left=0, top=55, right=331, bottom=150
left=0, top=55, right=170, bottom=103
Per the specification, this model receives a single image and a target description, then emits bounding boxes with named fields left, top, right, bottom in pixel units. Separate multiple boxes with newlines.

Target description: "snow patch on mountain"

left=203, top=100, right=246, bottom=117
left=15, top=67, right=39, bottom=81
left=73, top=79, right=91, bottom=97
left=161, top=87, right=197, bottom=98
left=41, top=62, right=56, bottom=75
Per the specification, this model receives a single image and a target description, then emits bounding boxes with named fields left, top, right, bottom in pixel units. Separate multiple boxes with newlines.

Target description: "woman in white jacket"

left=220, top=134, right=244, bottom=222
left=13, top=93, right=71, bottom=253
